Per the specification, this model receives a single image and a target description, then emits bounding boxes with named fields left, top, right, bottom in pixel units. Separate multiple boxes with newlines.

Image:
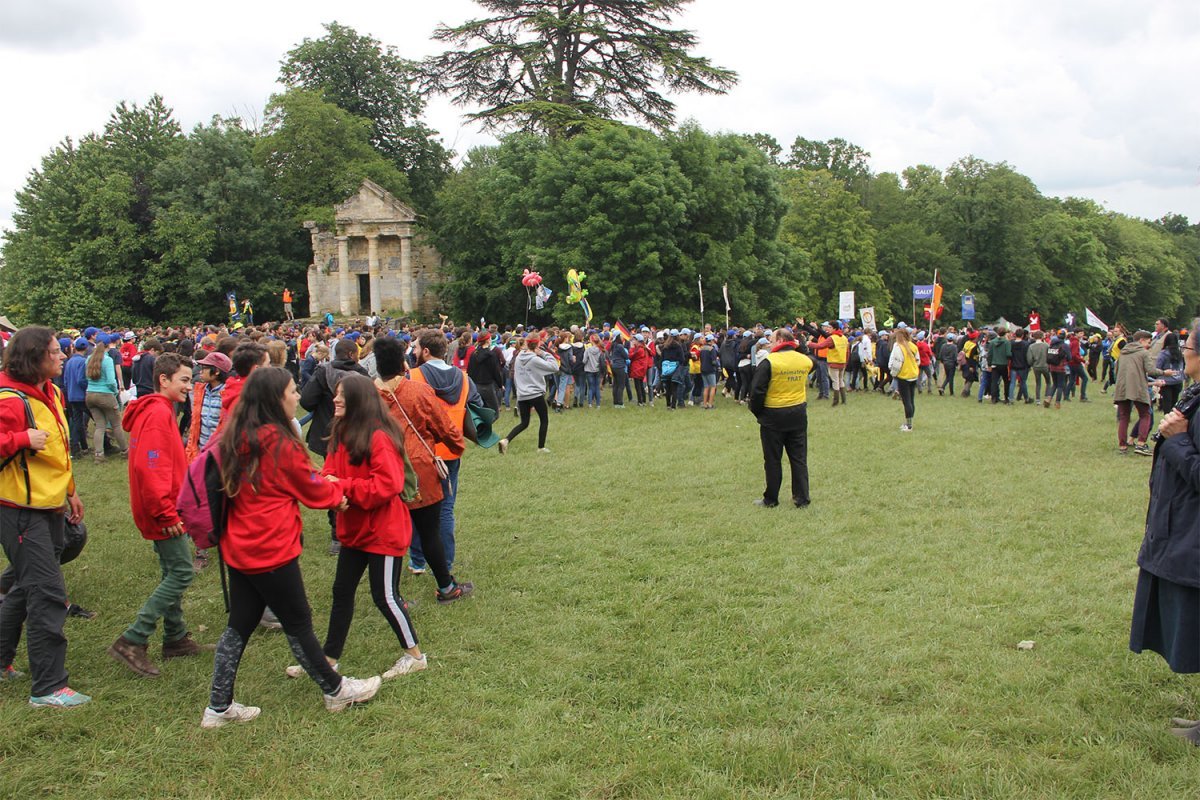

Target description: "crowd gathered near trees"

left=0, top=0, right=1197, bottom=743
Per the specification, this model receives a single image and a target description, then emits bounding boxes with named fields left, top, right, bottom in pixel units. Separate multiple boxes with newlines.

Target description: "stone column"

left=337, top=236, right=353, bottom=316
left=366, top=234, right=382, bottom=315
left=399, top=235, right=414, bottom=314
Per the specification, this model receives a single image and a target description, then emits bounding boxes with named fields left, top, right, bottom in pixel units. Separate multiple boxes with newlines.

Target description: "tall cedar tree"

left=421, top=0, right=737, bottom=136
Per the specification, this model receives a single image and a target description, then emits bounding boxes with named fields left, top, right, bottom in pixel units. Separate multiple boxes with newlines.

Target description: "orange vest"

left=410, top=365, right=468, bottom=460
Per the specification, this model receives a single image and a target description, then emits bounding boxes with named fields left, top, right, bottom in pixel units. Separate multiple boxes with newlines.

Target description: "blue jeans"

left=585, top=372, right=601, bottom=406
left=1009, top=367, right=1029, bottom=401
left=977, top=370, right=991, bottom=400
left=408, top=458, right=460, bottom=570
left=555, top=374, right=573, bottom=405
left=815, top=360, right=830, bottom=398
left=503, top=374, right=513, bottom=407
left=1070, top=363, right=1088, bottom=400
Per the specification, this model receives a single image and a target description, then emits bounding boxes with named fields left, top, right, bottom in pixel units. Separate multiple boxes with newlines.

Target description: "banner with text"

left=912, top=284, right=935, bottom=300
left=838, top=291, right=856, bottom=320
left=961, top=293, right=975, bottom=320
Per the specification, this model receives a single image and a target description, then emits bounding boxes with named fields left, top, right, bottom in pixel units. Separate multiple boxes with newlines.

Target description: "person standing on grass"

left=1154, top=333, right=1185, bottom=414
left=499, top=333, right=560, bottom=454
left=748, top=329, right=815, bottom=509
left=288, top=374, right=427, bottom=682
left=407, top=329, right=480, bottom=576
left=300, top=338, right=368, bottom=557
left=108, top=353, right=209, bottom=678
left=987, top=327, right=1012, bottom=404
left=889, top=327, right=920, bottom=431
left=1008, top=328, right=1031, bottom=403
left=609, top=334, right=630, bottom=409
left=203, top=367, right=379, bottom=729
left=0, top=326, right=89, bottom=707
left=84, top=338, right=127, bottom=463
left=63, top=338, right=90, bottom=457
left=1114, top=330, right=1173, bottom=456
left=1130, top=317, right=1200, bottom=745
left=582, top=334, right=605, bottom=409
left=699, top=334, right=720, bottom=409
left=373, top=337, right=473, bottom=604
left=938, top=333, right=958, bottom=396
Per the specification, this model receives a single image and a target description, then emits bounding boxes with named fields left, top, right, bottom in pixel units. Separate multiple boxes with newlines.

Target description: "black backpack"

left=1046, top=346, right=1065, bottom=366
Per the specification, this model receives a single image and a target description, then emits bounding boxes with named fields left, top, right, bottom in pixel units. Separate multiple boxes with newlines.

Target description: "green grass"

left=1, top=388, right=1196, bottom=798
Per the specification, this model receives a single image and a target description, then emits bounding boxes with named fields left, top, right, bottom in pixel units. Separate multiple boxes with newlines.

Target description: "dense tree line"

left=2, top=6, right=1197, bottom=331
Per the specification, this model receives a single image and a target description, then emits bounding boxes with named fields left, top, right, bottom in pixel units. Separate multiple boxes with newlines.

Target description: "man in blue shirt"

left=62, top=338, right=90, bottom=456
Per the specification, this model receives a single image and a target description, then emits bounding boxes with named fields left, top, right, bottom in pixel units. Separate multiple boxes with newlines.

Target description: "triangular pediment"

left=335, top=179, right=417, bottom=224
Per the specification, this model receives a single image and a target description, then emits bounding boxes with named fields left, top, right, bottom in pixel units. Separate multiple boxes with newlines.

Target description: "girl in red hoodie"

left=202, top=367, right=380, bottom=729
left=297, top=374, right=426, bottom=681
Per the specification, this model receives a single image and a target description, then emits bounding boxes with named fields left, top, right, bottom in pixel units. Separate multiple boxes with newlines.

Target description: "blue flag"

left=961, top=293, right=975, bottom=320
left=912, top=285, right=935, bottom=300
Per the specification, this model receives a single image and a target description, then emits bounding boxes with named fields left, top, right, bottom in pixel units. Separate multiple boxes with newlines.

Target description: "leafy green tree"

left=1031, top=203, right=1112, bottom=319
left=778, top=169, right=889, bottom=318
left=149, top=117, right=309, bottom=321
left=421, top=0, right=737, bottom=136
left=1098, top=215, right=1185, bottom=327
left=254, top=89, right=411, bottom=226
left=738, top=132, right=784, bottom=166
left=666, top=124, right=802, bottom=323
left=281, top=21, right=450, bottom=208
left=0, top=96, right=184, bottom=326
left=426, top=145, right=521, bottom=322
left=786, top=137, right=872, bottom=189
left=935, top=157, right=1050, bottom=321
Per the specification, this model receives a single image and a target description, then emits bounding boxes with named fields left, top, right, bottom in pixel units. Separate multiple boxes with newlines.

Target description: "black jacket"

left=1139, top=385, right=1200, bottom=587
left=299, top=358, right=369, bottom=456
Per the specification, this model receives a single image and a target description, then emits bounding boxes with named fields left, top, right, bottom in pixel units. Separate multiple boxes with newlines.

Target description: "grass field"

left=0, top=387, right=1195, bottom=798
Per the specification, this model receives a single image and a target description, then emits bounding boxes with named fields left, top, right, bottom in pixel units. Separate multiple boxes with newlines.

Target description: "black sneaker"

left=753, top=498, right=779, bottom=508
left=1134, top=444, right=1152, bottom=456
left=67, top=603, right=97, bottom=620
left=436, top=582, right=475, bottom=605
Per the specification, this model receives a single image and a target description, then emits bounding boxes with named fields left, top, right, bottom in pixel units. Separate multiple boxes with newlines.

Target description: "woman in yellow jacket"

left=888, top=326, right=921, bottom=432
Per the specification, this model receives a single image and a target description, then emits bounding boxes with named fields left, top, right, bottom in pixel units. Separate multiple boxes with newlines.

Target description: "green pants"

left=125, top=536, right=195, bottom=645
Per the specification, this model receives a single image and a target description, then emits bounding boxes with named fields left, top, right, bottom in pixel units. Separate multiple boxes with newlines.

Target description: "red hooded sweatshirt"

left=123, top=393, right=185, bottom=540
left=223, top=425, right=343, bottom=573
left=321, top=429, right=412, bottom=556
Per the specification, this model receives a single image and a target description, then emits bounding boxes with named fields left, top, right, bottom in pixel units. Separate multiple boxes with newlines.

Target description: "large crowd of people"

left=0, top=307, right=1196, bottom=743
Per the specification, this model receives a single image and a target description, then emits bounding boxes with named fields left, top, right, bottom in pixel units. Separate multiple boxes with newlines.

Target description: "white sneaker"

left=537, top=447, right=551, bottom=454
left=899, top=424, right=912, bottom=432
left=383, top=653, right=428, bottom=680
left=497, top=438, right=508, bottom=454
left=201, top=701, right=261, bottom=729
left=324, top=675, right=381, bottom=712
left=285, top=660, right=337, bottom=679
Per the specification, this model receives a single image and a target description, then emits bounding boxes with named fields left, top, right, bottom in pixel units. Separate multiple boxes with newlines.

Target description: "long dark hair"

left=326, top=374, right=406, bottom=466
left=219, top=367, right=303, bottom=496
left=1164, top=332, right=1182, bottom=364
left=1, top=326, right=55, bottom=385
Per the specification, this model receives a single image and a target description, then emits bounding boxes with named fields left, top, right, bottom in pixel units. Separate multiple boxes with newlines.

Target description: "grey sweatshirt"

left=513, top=350, right=560, bottom=400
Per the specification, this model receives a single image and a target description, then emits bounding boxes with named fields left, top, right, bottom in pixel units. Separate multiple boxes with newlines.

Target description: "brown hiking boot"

left=162, top=633, right=214, bottom=659
left=108, top=635, right=160, bottom=677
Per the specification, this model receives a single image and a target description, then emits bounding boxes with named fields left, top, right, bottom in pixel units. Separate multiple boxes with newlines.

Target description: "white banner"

left=859, top=306, right=876, bottom=331
left=839, top=291, right=856, bottom=320
left=1085, top=307, right=1109, bottom=333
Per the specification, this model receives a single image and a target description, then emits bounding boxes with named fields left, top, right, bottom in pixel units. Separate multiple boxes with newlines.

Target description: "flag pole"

left=928, top=269, right=938, bottom=339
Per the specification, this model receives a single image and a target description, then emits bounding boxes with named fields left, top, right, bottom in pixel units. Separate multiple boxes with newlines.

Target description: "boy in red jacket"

left=108, top=353, right=207, bottom=677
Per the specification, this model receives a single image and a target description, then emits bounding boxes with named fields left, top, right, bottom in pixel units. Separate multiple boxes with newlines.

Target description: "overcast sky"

left=1, top=0, right=1197, bottom=237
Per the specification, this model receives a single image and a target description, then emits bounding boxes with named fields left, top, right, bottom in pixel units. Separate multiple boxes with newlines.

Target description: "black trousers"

left=408, top=501, right=453, bottom=590
left=759, top=414, right=809, bottom=506
left=0, top=507, right=70, bottom=696
left=209, top=558, right=339, bottom=711
left=898, top=378, right=917, bottom=420
left=476, top=382, right=500, bottom=413
left=67, top=401, right=90, bottom=452
left=506, top=396, right=549, bottom=448
left=611, top=369, right=628, bottom=406
left=324, top=547, right=417, bottom=660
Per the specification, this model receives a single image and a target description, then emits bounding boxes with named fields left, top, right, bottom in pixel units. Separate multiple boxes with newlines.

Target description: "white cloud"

left=1, top=0, right=1197, bottom=236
